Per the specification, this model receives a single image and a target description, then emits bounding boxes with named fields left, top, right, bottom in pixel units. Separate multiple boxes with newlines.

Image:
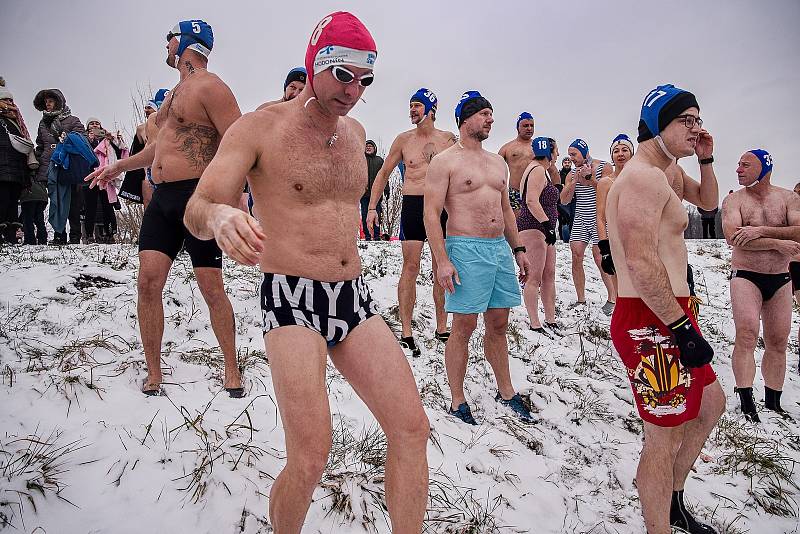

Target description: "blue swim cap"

left=610, top=133, right=634, bottom=155
left=569, top=139, right=589, bottom=159
left=532, top=136, right=552, bottom=159
left=146, top=88, right=170, bottom=110
left=410, top=88, right=438, bottom=117
left=748, top=149, right=773, bottom=181
left=638, top=84, right=699, bottom=143
left=170, top=20, right=214, bottom=60
left=284, top=67, right=307, bottom=90
left=455, top=90, right=492, bottom=127
left=516, top=111, right=534, bottom=130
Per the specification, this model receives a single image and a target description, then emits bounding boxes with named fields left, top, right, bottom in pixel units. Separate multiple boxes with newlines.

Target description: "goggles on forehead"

left=331, top=66, right=374, bottom=87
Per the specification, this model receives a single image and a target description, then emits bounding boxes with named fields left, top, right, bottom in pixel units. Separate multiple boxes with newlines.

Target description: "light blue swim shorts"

left=444, top=235, right=521, bottom=314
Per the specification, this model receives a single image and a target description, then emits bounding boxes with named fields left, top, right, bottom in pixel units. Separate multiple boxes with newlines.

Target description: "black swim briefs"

left=138, top=178, right=223, bottom=268
left=260, top=273, right=378, bottom=346
left=399, top=195, right=448, bottom=241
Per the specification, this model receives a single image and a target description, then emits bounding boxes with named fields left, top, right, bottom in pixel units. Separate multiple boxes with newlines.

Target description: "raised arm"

left=184, top=114, right=265, bottom=265
left=618, top=171, right=684, bottom=324
left=680, top=163, right=718, bottom=211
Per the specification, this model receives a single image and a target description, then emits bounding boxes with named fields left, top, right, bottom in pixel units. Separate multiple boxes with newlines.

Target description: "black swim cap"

left=637, top=90, right=699, bottom=142
left=457, top=97, right=492, bottom=128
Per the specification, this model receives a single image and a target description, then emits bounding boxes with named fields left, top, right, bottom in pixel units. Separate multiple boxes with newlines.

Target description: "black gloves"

left=668, top=315, right=714, bottom=368
left=598, top=239, right=615, bottom=275
left=541, top=220, right=557, bottom=245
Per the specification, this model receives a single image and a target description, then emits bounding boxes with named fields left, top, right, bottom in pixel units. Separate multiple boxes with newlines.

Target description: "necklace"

left=304, top=97, right=339, bottom=148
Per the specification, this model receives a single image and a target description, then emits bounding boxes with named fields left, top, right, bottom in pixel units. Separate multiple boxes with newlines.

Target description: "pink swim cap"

left=304, top=12, right=377, bottom=88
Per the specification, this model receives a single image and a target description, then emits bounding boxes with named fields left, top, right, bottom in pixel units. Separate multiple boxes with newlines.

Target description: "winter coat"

left=33, top=89, right=86, bottom=183
left=364, top=154, right=386, bottom=200
left=0, top=117, right=30, bottom=185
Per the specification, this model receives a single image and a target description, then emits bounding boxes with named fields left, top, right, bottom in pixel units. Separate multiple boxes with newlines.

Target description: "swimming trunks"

left=517, top=166, right=559, bottom=234
left=444, top=236, right=521, bottom=314
left=731, top=269, right=791, bottom=301
left=399, top=195, right=447, bottom=241
left=508, top=188, right=522, bottom=211
left=791, top=262, right=800, bottom=293
left=138, top=178, right=223, bottom=268
left=568, top=161, right=605, bottom=245
left=260, top=273, right=378, bottom=346
left=611, top=297, right=717, bottom=427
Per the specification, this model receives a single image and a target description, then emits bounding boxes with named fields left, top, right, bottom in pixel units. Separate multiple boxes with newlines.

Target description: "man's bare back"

left=151, top=69, right=240, bottom=183
left=724, top=186, right=796, bottom=273
left=607, top=159, right=690, bottom=298
left=499, top=138, right=533, bottom=191
left=433, top=144, right=509, bottom=238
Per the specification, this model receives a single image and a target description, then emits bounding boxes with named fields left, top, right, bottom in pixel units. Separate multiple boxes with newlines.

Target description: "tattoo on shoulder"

left=174, top=122, right=218, bottom=170
left=448, top=133, right=457, bottom=145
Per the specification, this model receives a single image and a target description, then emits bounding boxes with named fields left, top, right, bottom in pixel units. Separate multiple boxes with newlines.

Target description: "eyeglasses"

left=331, top=66, right=374, bottom=87
left=675, top=114, right=703, bottom=129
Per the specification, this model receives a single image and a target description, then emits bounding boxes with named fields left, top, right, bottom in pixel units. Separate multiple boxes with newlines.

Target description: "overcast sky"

left=3, top=0, right=798, bottom=194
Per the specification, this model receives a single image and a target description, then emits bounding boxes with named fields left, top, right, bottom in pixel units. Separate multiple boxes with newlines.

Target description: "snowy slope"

left=1, top=241, right=799, bottom=534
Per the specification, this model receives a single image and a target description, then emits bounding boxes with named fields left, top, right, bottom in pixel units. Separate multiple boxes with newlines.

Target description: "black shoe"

left=434, top=330, right=450, bottom=342
left=49, top=234, right=67, bottom=246
left=448, top=402, right=477, bottom=425
left=670, top=490, right=717, bottom=533
left=399, top=336, right=421, bottom=357
left=734, top=387, right=761, bottom=423
left=765, top=387, right=793, bottom=419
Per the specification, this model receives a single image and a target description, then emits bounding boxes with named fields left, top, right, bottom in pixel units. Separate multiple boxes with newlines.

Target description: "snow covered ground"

left=1, top=240, right=799, bottom=534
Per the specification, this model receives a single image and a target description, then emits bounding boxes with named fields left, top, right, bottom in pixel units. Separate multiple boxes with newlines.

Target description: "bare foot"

left=141, top=377, right=162, bottom=396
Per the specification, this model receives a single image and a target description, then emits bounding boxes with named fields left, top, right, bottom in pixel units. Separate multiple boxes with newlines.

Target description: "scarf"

left=41, top=105, right=73, bottom=137
left=0, top=103, right=31, bottom=140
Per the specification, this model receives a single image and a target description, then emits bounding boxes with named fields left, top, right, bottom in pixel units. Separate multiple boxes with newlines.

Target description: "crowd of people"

left=3, top=10, right=800, bottom=534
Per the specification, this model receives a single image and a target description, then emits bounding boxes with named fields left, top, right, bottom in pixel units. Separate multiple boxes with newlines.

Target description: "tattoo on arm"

left=175, top=122, right=218, bottom=170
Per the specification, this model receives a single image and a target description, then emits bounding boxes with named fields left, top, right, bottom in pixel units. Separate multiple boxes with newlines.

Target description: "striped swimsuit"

left=568, top=161, right=606, bottom=245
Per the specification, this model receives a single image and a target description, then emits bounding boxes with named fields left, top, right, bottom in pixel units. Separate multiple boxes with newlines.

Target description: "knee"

left=763, top=332, right=789, bottom=353
left=734, top=327, right=760, bottom=350
left=402, top=260, right=421, bottom=278
left=387, top=412, right=430, bottom=451
left=137, top=272, right=165, bottom=297
left=542, top=264, right=555, bottom=282
left=289, top=445, right=331, bottom=487
left=484, top=318, right=509, bottom=337
left=571, top=251, right=584, bottom=264
left=451, top=319, right=477, bottom=339
left=197, top=280, right=228, bottom=306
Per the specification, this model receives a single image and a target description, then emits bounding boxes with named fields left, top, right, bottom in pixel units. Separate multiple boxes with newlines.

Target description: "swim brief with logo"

left=444, top=235, right=521, bottom=314
left=138, top=178, right=223, bottom=268
left=260, top=273, right=378, bottom=346
left=611, top=297, right=716, bottom=427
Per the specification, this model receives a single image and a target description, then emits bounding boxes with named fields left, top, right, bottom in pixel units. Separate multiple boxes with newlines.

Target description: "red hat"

left=304, top=12, right=377, bottom=88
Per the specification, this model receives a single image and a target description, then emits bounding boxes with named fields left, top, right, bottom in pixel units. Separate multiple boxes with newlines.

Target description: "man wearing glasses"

left=722, top=150, right=800, bottom=422
left=606, top=85, right=725, bottom=534
left=87, top=19, right=244, bottom=397
left=364, top=86, right=457, bottom=356
left=183, top=12, right=430, bottom=533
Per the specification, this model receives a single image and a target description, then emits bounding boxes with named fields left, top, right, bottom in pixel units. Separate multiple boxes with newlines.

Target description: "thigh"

left=193, top=266, right=226, bottom=300
left=266, top=326, right=332, bottom=448
left=761, top=282, right=792, bottom=346
left=138, top=249, right=173, bottom=288
left=329, top=316, right=427, bottom=433
left=730, top=277, right=763, bottom=335
left=487, top=244, right=522, bottom=310
left=520, top=230, right=546, bottom=279
left=445, top=241, right=494, bottom=314
left=401, top=240, right=424, bottom=265
left=184, top=231, right=223, bottom=269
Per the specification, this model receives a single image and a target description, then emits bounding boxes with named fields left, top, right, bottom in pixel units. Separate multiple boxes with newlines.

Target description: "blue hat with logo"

left=455, top=90, right=492, bottom=127
left=169, top=20, right=214, bottom=60
left=748, top=149, right=773, bottom=181
left=284, top=67, right=307, bottom=90
left=569, top=139, right=589, bottom=159
left=411, top=88, right=438, bottom=117
left=516, top=112, right=534, bottom=130
left=610, top=133, right=634, bottom=155
left=532, top=136, right=552, bottom=159
left=638, top=84, right=699, bottom=143
left=146, top=88, right=170, bottom=111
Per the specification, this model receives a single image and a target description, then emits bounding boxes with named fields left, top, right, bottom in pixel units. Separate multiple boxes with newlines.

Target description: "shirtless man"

left=87, top=20, right=243, bottom=397
left=365, top=87, right=456, bottom=355
left=607, top=84, right=725, bottom=534
left=792, top=182, right=800, bottom=372
left=256, top=66, right=306, bottom=110
left=119, top=89, right=168, bottom=206
left=597, top=134, right=634, bottom=281
left=424, top=91, right=533, bottom=425
left=560, top=138, right=615, bottom=314
left=722, top=150, right=800, bottom=422
left=498, top=111, right=535, bottom=217
left=182, top=13, right=429, bottom=532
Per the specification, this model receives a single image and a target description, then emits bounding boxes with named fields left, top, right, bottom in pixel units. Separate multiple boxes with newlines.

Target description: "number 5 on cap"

left=192, top=21, right=201, bottom=33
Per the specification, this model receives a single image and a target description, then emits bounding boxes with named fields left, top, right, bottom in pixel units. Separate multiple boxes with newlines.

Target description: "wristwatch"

left=513, top=246, right=526, bottom=254
left=699, top=156, right=714, bottom=165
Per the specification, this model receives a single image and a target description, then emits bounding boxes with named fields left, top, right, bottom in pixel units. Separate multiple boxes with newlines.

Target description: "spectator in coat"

left=33, top=88, right=85, bottom=245
left=86, top=117, right=127, bottom=243
left=0, top=82, right=33, bottom=244
left=362, top=139, right=387, bottom=240
left=698, top=207, right=718, bottom=239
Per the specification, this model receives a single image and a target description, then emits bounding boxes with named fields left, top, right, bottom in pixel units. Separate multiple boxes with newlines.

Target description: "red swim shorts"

left=610, top=297, right=717, bottom=427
